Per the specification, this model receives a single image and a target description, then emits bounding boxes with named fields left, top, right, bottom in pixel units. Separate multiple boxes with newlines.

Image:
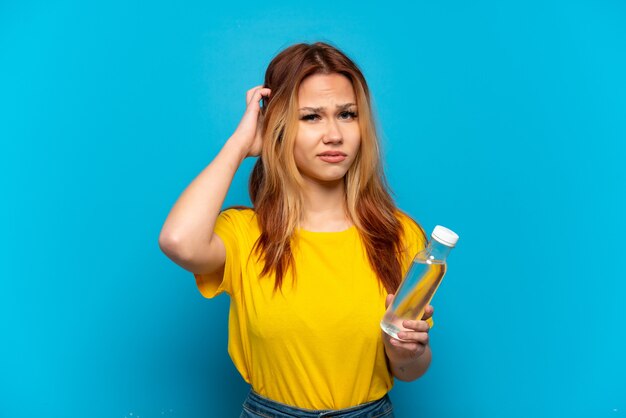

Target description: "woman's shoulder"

left=221, top=206, right=255, bottom=219
left=394, top=209, right=427, bottom=245
left=218, top=206, right=260, bottom=233
left=394, top=209, right=420, bottom=228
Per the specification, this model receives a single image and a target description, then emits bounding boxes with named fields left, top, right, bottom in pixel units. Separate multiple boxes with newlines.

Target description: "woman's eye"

left=300, top=114, right=319, bottom=121
left=339, top=111, right=358, bottom=120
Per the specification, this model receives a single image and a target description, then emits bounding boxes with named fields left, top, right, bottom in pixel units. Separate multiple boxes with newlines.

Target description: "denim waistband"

left=241, top=389, right=394, bottom=418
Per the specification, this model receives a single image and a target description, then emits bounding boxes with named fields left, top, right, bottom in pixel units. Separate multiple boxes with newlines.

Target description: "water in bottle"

left=380, top=225, right=459, bottom=340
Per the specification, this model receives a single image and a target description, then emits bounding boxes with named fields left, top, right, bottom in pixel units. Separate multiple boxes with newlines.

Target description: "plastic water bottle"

left=380, top=225, right=459, bottom=340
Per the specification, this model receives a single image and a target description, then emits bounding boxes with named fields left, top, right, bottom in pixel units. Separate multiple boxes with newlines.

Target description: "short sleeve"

left=194, top=208, right=251, bottom=298
left=397, top=211, right=428, bottom=272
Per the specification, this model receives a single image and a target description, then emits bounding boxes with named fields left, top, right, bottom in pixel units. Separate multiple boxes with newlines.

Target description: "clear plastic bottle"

left=380, top=225, right=459, bottom=340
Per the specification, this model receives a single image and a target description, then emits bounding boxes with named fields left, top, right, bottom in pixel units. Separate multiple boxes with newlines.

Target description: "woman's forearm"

left=158, top=136, right=248, bottom=259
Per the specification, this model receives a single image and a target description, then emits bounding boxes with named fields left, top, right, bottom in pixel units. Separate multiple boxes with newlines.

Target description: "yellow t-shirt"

left=194, top=208, right=427, bottom=410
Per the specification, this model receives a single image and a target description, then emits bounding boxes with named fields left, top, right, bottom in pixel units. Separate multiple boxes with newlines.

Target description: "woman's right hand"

left=231, top=85, right=272, bottom=158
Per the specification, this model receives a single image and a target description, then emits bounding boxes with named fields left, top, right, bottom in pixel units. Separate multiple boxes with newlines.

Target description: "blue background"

left=1, top=1, right=625, bottom=417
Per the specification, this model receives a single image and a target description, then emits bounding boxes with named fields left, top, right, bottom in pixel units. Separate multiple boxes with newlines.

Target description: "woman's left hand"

left=381, top=294, right=433, bottom=364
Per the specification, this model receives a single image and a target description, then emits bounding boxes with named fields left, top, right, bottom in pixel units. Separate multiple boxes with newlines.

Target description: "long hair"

left=249, top=41, right=421, bottom=293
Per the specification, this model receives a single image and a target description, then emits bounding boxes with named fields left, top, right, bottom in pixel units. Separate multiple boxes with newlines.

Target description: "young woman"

left=159, top=41, right=434, bottom=417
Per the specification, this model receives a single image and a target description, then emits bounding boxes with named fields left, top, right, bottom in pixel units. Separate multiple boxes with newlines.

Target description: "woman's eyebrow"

left=298, top=103, right=357, bottom=112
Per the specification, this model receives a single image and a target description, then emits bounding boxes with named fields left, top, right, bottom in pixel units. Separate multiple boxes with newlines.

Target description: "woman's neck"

left=299, top=179, right=351, bottom=232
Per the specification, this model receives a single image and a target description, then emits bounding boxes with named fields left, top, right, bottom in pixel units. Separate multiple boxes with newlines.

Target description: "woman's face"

left=293, top=73, right=361, bottom=186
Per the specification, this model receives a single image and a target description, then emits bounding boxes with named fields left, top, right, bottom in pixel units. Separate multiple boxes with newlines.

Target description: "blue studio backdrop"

left=1, top=1, right=625, bottom=417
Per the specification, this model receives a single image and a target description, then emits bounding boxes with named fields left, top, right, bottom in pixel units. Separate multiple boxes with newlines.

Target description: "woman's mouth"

left=318, top=152, right=347, bottom=163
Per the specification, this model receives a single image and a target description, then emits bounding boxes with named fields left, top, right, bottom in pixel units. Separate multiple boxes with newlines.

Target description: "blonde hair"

left=248, top=41, right=423, bottom=292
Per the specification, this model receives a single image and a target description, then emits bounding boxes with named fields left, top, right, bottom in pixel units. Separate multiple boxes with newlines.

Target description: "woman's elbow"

left=158, top=230, right=188, bottom=260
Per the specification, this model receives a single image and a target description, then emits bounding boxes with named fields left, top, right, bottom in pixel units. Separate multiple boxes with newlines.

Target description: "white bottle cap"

left=432, top=225, right=459, bottom=247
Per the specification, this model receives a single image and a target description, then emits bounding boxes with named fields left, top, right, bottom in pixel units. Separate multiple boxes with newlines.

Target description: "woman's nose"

left=323, top=120, right=343, bottom=144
